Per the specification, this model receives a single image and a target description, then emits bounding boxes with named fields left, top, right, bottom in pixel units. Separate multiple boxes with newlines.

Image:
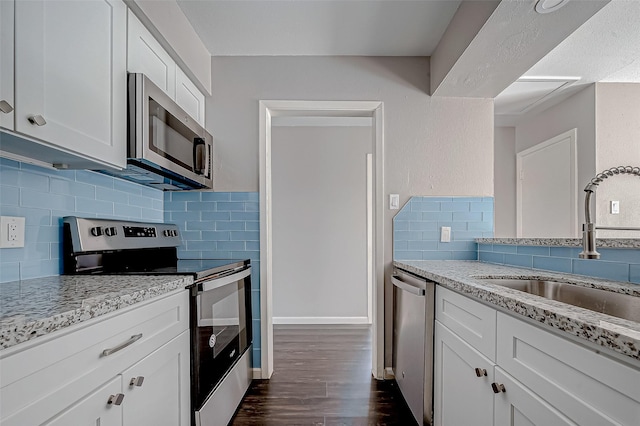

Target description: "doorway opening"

left=259, top=100, right=384, bottom=380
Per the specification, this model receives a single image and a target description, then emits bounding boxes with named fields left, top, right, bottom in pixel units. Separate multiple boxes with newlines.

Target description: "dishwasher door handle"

left=392, top=275, right=426, bottom=296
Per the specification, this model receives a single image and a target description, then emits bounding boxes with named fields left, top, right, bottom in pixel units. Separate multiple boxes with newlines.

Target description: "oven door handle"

left=200, top=267, right=251, bottom=292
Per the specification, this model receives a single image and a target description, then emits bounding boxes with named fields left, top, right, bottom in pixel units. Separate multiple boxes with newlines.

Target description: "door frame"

left=259, top=100, right=384, bottom=379
left=516, top=128, right=578, bottom=237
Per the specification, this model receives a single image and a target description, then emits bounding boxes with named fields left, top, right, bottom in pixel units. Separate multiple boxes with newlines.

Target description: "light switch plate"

left=440, top=226, right=451, bottom=243
left=611, top=200, right=620, bottom=214
left=389, top=194, right=400, bottom=210
left=0, top=216, right=26, bottom=248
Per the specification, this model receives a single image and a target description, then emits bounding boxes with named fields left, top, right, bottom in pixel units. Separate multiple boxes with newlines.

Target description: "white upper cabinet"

left=127, top=9, right=206, bottom=127
left=0, top=0, right=15, bottom=130
left=176, top=67, right=206, bottom=127
left=13, top=0, right=127, bottom=169
left=127, top=10, right=176, bottom=99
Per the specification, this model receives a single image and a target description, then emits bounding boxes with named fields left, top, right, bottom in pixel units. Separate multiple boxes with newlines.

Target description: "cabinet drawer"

left=0, top=290, right=189, bottom=426
left=436, top=285, right=497, bottom=360
left=497, top=312, right=640, bottom=426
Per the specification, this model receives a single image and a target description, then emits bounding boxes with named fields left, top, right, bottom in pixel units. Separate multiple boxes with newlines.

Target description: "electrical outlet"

left=0, top=216, right=26, bottom=248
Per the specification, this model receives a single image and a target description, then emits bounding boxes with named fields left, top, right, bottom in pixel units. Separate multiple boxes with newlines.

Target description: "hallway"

left=230, top=325, right=417, bottom=425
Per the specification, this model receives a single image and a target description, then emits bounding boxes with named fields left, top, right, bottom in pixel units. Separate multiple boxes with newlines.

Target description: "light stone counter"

left=476, top=237, right=640, bottom=249
left=393, top=260, right=640, bottom=362
left=0, top=274, right=193, bottom=350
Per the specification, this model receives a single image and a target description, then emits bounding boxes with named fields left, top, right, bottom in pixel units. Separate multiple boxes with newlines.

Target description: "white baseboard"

left=272, top=316, right=371, bottom=325
left=384, top=367, right=396, bottom=379
left=251, top=368, right=262, bottom=379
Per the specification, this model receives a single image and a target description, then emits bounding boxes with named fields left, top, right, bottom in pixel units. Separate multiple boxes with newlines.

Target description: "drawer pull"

left=474, top=368, right=487, bottom=377
left=107, top=393, right=125, bottom=406
left=0, top=100, right=13, bottom=114
left=130, top=376, right=145, bottom=387
left=101, top=333, right=143, bottom=357
left=491, top=382, right=506, bottom=393
left=27, top=114, right=46, bottom=126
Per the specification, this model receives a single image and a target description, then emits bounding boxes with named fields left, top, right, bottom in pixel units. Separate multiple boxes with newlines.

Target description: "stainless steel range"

left=63, top=217, right=253, bottom=426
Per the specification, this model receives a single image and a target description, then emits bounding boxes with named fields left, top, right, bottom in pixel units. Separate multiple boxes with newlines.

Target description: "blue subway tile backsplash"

left=164, top=191, right=262, bottom=367
left=0, top=159, right=163, bottom=282
left=393, top=196, right=494, bottom=261
left=479, top=242, right=640, bottom=284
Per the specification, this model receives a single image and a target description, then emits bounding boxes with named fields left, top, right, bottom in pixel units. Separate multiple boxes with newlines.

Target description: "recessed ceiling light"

left=535, top=0, right=571, bottom=14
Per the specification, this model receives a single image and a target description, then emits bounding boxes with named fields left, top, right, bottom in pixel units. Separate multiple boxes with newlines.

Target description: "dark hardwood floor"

left=230, top=325, right=418, bottom=426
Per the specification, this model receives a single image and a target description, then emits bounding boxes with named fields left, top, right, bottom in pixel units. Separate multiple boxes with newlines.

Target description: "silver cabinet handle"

left=0, top=100, right=13, bottom=114
left=101, top=333, right=143, bottom=357
left=129, top=376, right=145, bottom=387
left=107, top=393, right=125, bottom=406
left=475, top=368, right=487, bottom=377
left=27, top=115, right=46, bottom=126
left=491, top=382, right=506, bottom=393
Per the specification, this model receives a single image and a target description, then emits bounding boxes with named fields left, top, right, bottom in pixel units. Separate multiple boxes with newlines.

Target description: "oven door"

left=191, top=266, right=252, bottom=416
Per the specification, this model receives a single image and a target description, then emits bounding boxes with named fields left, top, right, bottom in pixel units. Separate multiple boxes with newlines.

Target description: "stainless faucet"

left=580, top=166, right=640, bottom=259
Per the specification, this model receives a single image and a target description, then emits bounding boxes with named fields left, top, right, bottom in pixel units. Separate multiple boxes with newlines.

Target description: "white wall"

left=595, top=83, right=640, bottom=237
left=208, top=56, right=494, bottom=364
left=515, top=84, right=596, bottom=229
left=271, top=125, right=371, bottom=322
left=494, top=127, right=516, bottom=237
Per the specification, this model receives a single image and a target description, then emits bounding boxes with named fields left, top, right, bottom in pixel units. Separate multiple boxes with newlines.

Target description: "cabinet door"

left=0, top=0, right=14, bottom=129
left=494, top=368, right=575, bottom=426
left=175, top=67, right=205, bottom=127
left=42, top=376, right=123, bottom=426
left=121, top=331, right=190, bottom=426
left=434, top=321, right=494, bottom=426
left=14, top=0, right=127, bottom=169
left=127, top=9, right=176, bottom=99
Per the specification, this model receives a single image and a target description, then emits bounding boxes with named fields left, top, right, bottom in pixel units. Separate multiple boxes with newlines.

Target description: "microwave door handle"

left=193, top=137, right=205, bottom=175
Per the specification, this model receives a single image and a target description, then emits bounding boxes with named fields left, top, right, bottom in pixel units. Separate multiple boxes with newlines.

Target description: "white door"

left=0, top=0, right=14, bottom=130
left=517, top=129, right=578, bottom=238
left=14, top=0, right=127, bottom=169
left=434, top=321, right=494, bottom=426
left=494, top=368, right=575, bottom=426
left=42, top=377, right=123, bottom=426
left=121, top=331, right=190, bottom=426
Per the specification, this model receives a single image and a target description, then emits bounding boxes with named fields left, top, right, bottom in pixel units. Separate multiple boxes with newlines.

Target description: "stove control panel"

left=123, top=226, right=156, bottom=238
left=64, top=217, right=182, bottom=253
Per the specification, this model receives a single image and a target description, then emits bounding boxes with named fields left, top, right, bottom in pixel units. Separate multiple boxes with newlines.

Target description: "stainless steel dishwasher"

left=392, top=269, right=435, bottom=425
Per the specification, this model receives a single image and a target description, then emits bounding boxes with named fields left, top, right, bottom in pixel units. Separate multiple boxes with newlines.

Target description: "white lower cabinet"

left=121, top=331, right=191, bottom=426
left=42, top=377, right=123, bottom=426
left=434, top=321, right=494, bottom=426
left=434, top=285, right=640, bottom=426
left=0, top=290, right=190, bottom=426
left=493, top=368, right=574, bottom=426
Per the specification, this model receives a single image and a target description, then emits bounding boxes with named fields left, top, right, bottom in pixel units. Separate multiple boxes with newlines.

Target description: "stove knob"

left=90, top=227, right=103, bottom=237
left=172, top=230, right=179, bottom=237
left=105, top=227, right=117, bottom=237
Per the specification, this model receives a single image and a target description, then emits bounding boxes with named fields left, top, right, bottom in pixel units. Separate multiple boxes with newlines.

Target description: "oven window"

left=148, top=97, right=199, bottom=171
left=197, top=282, right=247, bottom=357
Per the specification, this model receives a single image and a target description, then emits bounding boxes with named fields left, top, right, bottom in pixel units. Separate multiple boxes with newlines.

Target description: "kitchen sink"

left=480, top=278, right=640, bottom=323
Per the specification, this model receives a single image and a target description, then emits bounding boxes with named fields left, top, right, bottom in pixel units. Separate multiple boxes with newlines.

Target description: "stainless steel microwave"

left=100, top=73, right=213, bottom=190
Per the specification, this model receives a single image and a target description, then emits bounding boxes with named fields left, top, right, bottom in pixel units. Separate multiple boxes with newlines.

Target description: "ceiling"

left=177, top=0, right=640, bottom=123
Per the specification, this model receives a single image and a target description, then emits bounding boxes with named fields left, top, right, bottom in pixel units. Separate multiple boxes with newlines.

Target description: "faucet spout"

left=579, top=166, right=640, bottom=260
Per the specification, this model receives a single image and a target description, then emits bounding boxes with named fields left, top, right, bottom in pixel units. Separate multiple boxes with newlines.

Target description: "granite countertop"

left=476, top=237, right=640, bottom=249
left=0, top=274, right=193, bottom=351
left=393, top=260, right=640, bottom=362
